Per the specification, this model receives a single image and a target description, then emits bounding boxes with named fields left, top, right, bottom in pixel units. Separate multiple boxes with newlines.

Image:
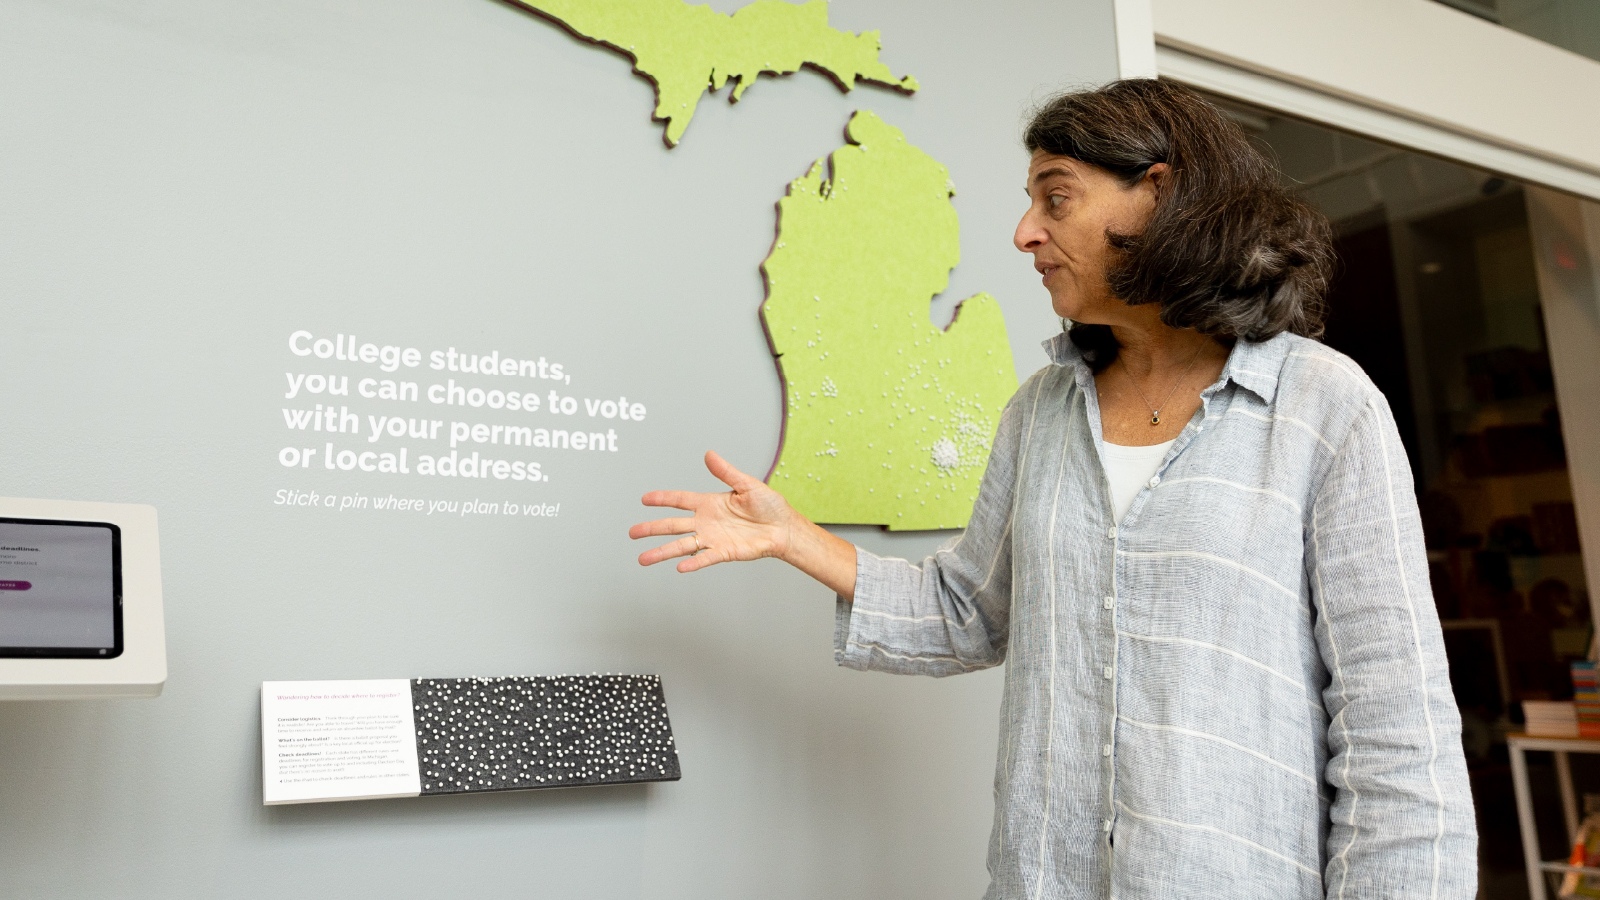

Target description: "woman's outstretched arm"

left=628, top=450, right=859, bottom=600
left=632, top=371, right=1034, bottom=678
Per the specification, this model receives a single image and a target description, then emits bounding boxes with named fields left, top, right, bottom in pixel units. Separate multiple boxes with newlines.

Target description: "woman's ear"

left=1144, top=162, right=1172, bottom=203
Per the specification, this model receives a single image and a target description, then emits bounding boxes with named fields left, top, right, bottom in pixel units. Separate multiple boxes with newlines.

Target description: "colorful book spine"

left=1573, top=662, right=1600, bottom=738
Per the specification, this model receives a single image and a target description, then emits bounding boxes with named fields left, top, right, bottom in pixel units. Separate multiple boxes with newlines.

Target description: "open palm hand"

left=629, top=451, right=799, bottom=573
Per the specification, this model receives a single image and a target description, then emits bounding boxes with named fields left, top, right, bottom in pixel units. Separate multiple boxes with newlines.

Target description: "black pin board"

left=414, top=675, right=681, bottom=794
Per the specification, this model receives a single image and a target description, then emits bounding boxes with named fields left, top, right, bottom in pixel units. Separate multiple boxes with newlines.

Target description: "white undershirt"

left=1102, top=439, right=1175, bottom=525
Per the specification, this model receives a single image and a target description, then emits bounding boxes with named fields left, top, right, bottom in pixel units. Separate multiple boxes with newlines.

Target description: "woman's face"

left=1014, top=151, right=1165, bottom=324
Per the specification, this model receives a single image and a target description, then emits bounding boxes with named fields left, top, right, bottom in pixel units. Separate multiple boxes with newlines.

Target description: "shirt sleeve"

left=1308, top=394, right=1478, bottom=899
left=831, top=374, right=1035, bottom=678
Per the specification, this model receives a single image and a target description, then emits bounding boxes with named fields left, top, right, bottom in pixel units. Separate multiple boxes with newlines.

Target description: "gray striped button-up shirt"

left=834, top=331, right=1477, bottom=899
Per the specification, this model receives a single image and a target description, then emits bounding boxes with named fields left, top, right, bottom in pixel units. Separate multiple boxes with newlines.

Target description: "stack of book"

left=1574, top=662, right=1600, bottom=738
left=1524, top=700, right=1580, bottom=738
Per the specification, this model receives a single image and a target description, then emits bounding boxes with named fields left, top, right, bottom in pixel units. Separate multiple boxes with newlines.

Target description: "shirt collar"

left=1042, top=329, right=1289, bottom=404
left=1217, top=333, right=1288, bottom=404
left=1042, top=331, right=1082, bottom=367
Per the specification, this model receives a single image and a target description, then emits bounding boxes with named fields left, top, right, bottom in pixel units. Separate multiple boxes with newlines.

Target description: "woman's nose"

left=1014, top=210, right=1045, bottom=253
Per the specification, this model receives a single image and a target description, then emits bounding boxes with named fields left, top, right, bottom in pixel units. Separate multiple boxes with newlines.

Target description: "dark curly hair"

left=1023, top=79, right=1335, bottom=370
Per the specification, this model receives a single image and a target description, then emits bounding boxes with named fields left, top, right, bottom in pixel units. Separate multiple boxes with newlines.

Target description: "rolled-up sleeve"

left=1308, top=394, right=1478, bottom=898
left=832, top=376, right=1035, bottom=677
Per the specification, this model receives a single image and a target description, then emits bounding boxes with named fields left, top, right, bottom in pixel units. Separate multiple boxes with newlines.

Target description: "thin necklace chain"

left=1120, top=341, right=1207, bottom=426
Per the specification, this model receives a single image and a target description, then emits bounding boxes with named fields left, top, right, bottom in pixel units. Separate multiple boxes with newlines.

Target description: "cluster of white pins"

left=413, top=675, right=678, bottom=794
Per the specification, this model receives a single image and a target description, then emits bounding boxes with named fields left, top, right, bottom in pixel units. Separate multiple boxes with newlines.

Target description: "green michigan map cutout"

left=503, top=0, right=1016, bottom=528
left=509, top=0, right=918, bottom=146
left=762, top=111, right=1017, bottom=530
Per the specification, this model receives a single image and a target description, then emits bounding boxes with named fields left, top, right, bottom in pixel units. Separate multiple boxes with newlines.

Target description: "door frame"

left=1112, top=0, right=1600, bottom=201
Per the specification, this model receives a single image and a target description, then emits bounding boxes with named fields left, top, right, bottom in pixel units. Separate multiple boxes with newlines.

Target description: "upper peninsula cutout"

left=763, top=112, right=1017, bottom=530
left=510, top=0, right=918, bottom=146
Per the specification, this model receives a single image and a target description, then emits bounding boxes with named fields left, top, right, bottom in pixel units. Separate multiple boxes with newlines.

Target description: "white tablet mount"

left=0, top=497, right=166, bottom=700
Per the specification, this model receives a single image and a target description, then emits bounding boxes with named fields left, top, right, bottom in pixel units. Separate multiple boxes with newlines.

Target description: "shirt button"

left=1103, top=596, right=1114, bottom=609
left=1103, top=819, right=1113, bottom=832
left=1148, top=475, right=1161, bottom=488
left=1102, top=744, right=1112, bottom=757
left=1103, top=666, right=1113, bottom=680
left=1107, top=526, right=1118, bottom=539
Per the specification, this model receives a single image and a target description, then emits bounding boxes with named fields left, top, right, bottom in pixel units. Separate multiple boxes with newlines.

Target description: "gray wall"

left=0, top=1, right=1116, bottom=896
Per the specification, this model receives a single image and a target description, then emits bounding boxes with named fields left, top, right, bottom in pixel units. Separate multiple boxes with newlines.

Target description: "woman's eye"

left=1047, top=194, right=1067, bottom=210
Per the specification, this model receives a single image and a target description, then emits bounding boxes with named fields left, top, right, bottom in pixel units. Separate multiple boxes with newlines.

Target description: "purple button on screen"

left=0, top=581, right=31, bottom=591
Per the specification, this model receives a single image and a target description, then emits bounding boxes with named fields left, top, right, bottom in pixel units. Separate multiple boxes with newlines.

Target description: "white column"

left=1112, top=0, right=1157, bottom=79
left=1527, top=187, right=1600, bottom=624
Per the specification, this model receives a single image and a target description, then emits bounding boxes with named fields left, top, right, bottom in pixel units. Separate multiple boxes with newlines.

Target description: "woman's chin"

left=1050, top=286, right=1110, bottom=323
left=1052, top=291, right=1129, bottom=327
left=1051, top=297, right=1090, bottom=323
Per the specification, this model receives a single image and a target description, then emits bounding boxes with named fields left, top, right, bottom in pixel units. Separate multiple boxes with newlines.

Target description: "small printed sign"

left=261, top=679, right=421, bottom=805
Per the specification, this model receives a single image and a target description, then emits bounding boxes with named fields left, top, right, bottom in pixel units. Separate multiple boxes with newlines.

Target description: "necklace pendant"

left=1151, top=413, right=1160, bottom=425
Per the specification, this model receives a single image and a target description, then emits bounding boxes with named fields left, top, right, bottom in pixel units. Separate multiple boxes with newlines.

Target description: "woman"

left=629, top=79, right=1476, bottom=899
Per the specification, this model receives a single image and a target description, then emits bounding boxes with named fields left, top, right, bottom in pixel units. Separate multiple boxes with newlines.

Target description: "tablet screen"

left=0, top=518, right=122, bottom=658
